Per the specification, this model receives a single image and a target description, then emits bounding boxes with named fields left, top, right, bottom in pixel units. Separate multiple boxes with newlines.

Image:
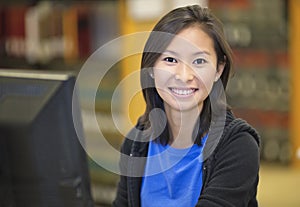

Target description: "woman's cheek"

left=194, top=70, right=215, bottom=92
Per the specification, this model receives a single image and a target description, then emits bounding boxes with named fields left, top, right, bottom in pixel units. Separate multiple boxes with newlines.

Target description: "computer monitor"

left=0, top=69, right=94, bottom=207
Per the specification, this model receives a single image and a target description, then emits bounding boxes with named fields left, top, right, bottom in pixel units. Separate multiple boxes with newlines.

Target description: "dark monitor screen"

left=0, top=69, right=94, bottom=207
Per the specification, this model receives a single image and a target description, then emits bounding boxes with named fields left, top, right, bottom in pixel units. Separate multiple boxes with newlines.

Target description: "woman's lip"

left=169, top=87, right=198, bottom=96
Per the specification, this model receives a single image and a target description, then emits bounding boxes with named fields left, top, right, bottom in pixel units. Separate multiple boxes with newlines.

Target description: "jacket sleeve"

left=112, top=138, right=133, bottom=207
left=197, top=132, right=260, bottom=207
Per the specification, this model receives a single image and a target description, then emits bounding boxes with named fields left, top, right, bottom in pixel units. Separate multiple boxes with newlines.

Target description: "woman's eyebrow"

left=163, top=50, right=179, bottom=56
left=163, top=50, right=211, bottom=56
left=192, top=51, right=211, bottom=56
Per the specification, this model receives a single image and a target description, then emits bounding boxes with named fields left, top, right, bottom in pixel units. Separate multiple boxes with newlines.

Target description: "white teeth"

left=171, top=88, right=195, bottom=95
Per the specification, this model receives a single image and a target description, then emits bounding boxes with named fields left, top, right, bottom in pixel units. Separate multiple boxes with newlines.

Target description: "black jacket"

left=113, top=111, right=260, bottom=207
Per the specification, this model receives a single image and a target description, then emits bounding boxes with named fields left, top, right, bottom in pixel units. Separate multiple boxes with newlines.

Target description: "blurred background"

left=0, top=0, right=299, bottom=206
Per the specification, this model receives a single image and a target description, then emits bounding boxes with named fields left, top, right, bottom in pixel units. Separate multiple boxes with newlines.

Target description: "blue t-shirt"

left=141, top=134, right=208, bottom=207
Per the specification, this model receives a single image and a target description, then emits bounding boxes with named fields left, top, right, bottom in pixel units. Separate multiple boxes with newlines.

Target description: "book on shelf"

left=4, top=5, right=28, bottom=58
left=25, top=2, right=64, bottom=64
left=63, top=4, right=93, bottom=63
left=0, top=7, right=5, bottom=56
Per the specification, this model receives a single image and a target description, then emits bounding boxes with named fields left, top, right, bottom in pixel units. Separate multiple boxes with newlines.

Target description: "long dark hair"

left=139, top=5, right=233, bottom=145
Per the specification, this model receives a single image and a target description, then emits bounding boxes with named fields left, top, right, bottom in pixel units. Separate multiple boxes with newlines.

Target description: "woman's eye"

left=193, top=58, right=207, bottom=65
left=163, top=57, right=177, bottom=63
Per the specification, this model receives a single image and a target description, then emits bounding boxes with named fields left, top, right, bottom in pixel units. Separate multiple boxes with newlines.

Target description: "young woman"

left=113, top=5, right=260, bottom=207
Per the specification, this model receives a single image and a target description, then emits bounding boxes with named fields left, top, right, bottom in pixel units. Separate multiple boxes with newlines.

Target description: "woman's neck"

left=164, top=104, right=202, bottom=149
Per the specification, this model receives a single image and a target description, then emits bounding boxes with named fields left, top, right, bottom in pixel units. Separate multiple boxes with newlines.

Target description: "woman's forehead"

left=163, top=27, right=216, bottom=58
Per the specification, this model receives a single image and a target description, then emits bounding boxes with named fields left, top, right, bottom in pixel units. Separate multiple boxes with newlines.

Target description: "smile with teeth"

left=169, top=87, right=197, bottom=96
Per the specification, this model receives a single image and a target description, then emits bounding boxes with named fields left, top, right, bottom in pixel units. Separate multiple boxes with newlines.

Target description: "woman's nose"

left=175, top=63, right=194, bottom=82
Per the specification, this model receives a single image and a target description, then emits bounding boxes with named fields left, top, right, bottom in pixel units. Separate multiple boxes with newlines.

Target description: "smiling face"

left=153, top=25, right=224, bottom=113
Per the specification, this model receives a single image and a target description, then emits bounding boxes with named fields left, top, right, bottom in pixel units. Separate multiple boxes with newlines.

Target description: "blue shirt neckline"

left=141, top=134, right=208, bottom=207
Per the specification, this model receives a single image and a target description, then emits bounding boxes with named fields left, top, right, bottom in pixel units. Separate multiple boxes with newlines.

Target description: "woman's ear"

left=148, top=68, right=154, bottom=79
left=215, top=56, right=226, bottom=82
left=215, top=62, right=225, bottom=82
left=149, top=71, right=154, bottom=79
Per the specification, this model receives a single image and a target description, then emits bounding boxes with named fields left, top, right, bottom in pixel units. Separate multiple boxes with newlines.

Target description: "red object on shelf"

left=77, top=6, right=92, bottom=59
left=233, top=49, right=289, bottom=70
left=4, top=6, right=28, bottom=57
left=5, top=6, right=27, bottom=38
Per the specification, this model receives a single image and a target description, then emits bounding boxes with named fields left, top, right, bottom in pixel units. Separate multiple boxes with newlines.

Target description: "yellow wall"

left=119, top=0, right=158, bottom=129
left=289, top=0, right=300, bottom=168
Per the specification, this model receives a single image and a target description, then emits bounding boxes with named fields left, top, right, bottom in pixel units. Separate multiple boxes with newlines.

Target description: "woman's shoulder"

left=213, top=110, right=260, bottom=161
left=203, top=110, right=260, bottom=162
left=223, top=110, right=260, bottom=146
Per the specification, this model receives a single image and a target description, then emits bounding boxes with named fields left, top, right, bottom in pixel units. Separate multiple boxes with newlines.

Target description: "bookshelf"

left=0, top=0, right=119, bottom=68
left=211, top=0, right=290, bottom=165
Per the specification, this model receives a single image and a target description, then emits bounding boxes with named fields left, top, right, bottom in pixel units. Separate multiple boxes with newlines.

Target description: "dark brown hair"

left=139, top=5, right=233, bottom=145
